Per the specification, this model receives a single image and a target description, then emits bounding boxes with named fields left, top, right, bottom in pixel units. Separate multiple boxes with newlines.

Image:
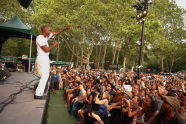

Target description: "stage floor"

left=0, top=72, right=47, bottom=124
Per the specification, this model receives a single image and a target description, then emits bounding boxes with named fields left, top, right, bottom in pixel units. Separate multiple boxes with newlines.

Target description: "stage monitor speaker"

left=0, top=68, right=11, bottom=81
left=17, top=0, right=33, bottom=9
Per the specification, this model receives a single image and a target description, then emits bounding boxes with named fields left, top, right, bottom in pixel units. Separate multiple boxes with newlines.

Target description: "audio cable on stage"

left=0, top=78, right=39, bottom=113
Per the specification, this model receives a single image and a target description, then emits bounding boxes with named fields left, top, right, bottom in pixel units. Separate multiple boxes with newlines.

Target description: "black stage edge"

left=41, top=80, right=51, bottom=124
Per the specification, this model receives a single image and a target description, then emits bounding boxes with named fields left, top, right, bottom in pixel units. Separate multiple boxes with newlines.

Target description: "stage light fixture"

left=131, top=0, right=153, bottom=78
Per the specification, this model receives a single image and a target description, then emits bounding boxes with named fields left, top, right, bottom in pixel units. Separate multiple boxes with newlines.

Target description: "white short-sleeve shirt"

left=36, top=33, right=53, bottom=56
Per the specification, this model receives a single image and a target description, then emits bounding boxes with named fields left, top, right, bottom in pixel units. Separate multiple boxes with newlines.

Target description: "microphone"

left=51, top=36, right=61, bottom=44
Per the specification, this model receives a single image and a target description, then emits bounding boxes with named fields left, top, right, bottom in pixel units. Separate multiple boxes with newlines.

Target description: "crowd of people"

left=50, top=66, right=186, bottom=124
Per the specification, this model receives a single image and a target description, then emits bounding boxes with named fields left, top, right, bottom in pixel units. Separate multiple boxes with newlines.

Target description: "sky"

left=175, top=0, right=186, bottom=25
left=175, top=0, right=186, bottom=10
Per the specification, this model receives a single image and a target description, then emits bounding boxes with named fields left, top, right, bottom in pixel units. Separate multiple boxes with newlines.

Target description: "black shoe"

left=34, top=95, right=48, bottom=100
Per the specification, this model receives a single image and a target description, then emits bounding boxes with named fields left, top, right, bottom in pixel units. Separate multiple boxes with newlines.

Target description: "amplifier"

left=0, top=63, right=11, bottom=81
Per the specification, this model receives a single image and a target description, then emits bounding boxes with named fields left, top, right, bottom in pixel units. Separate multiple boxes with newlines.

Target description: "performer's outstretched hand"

left=52, top=26, right=73, bottom=35
left=63, top=25, right=73, bottom=31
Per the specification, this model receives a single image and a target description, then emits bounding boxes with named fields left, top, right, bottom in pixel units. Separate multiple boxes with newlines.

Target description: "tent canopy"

left=0, top=16, right=36, bottom=40
left=0, top=16, right=36, bottom=56
left=0, top=56, right=22, bottom=64
left=51, top=61, right=73, bottom=66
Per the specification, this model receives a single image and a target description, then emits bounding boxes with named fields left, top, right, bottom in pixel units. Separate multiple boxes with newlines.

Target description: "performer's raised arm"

left=51, top=26, right=72, bottom=35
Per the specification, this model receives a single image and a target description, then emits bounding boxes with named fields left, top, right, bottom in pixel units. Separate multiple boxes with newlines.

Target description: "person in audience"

left=50, top=67, right=186, bottom=124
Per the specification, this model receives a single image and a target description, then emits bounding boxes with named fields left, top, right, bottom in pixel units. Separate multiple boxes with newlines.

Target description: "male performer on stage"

left=34, top=25, right=71, bottom=99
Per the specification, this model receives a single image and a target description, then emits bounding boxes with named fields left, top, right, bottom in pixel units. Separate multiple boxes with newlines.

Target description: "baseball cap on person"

left=123, top=91, right=132, bottom=99
left=114, top=86, right=123, bottom=93
left=162, top=95, right=180, bottom=110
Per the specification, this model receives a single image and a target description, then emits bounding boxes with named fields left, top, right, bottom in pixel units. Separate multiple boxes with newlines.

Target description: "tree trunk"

left=70, top=45, right=74, bottom=62
left=56, top=36, right=60, bottom=61
left=86, top=55, right=91, bottom=71
left=116, top=49, right=120, bottom=65
left=161, top=56, right=164, bottom=72
left=101, top=43, right=108, bottom=69
left=131, top=66, right=134, bottom=72
left=56, top=43, right=60, bottom=61
left=74, top=48, right=79, bottom=68
left=165, top=59, right=169, bottom=73
left=112, top=47, right=116, bottom=65
left=85, top=45, right=93, bottom=71
left=95, top=44, right=99, bottom=69
left=80, top=50, right=83, bottom=67
left=123, top=57, right=126, bottom=72
left=96, top=45, right=102, bottom=69
left=76, top=56, right=79, bottom=68
left=170, top=59, right=175, bottom=73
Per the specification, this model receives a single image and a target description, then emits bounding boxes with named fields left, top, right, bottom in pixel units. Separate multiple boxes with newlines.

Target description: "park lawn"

left=47, top=90, right=76, bottom=124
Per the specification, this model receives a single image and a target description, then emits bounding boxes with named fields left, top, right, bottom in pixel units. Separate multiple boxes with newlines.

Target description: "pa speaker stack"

left=0, top=63, right=11, bottom=81
left=17, top=0, right=33, bottom=9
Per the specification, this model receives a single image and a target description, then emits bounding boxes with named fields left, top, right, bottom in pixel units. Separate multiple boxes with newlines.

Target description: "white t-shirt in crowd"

left=77, top=89, right=86, bottom=103
left=36, top=33, right=53, bottom=56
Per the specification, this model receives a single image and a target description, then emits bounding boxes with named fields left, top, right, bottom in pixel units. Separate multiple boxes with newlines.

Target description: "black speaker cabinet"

left=17, top=0, right=33, bottom=8
left=0, top=68, right=11, bottom=81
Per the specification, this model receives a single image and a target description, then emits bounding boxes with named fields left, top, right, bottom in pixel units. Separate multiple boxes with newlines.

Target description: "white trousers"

left=35, top=55, right=50, bottom=96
